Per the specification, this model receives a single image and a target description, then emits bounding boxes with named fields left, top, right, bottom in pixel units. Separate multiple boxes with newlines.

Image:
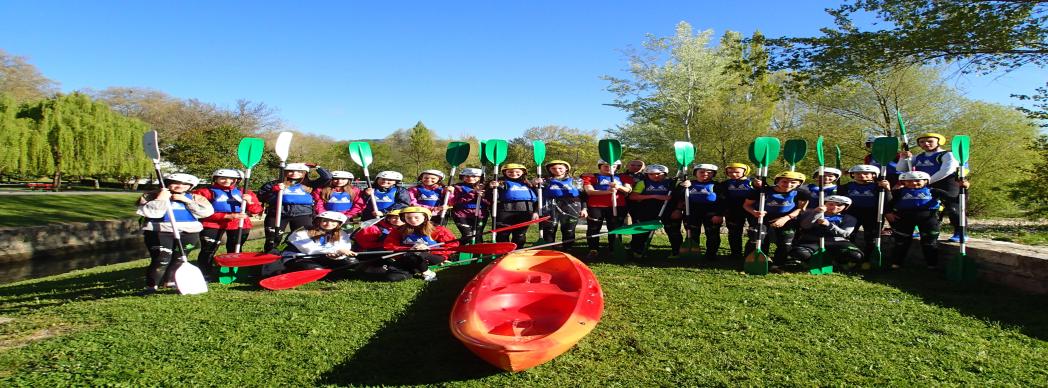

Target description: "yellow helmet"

left=501, top=163, right=527, bottom=173
left=544, top=159, right=572, bottom=171
left=773, top=171, right=806, bottom=182
left=917, top=132, right=947, bottom=145
left=385, top=209, right=401, bottom=217
left=724, top=162, right=750, bottom=175
left=399, top=206, right=432, bottom=218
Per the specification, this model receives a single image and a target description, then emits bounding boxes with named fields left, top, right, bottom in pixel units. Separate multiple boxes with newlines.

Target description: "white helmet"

left=597, top=159, right=622, bottom=166
left=418, top=169, right=445, bottom=180
left=285, top=163, right=310, bottom=172
left=212, top=169, right=242, bottom=179
left=693, top=163, right=718, bottom=172
left=459, top=168, right=483, bottom=177
left=814, top=167, right=842, bottom=177
left=331, top=170, right=355, bottom=179
left=644, top=164, right=669, bottom=175
left=165, top=173, right=200, bottom=188
left=376, top=171, right=403, bottom=181
left=315, top=211, right=348, bottom=224
left=848, top=164, right=879, bottom=174
left=824, top=195, right=853, bottom=206
left=899, top=171, right=931, bottom=181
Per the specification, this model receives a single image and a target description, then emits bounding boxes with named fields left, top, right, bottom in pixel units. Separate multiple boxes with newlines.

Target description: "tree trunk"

left=51, top=150, right=62, bottom=192
left=131, top=175, right=140, bottom=191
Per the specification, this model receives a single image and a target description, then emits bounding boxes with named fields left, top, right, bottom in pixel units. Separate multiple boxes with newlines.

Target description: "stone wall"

left=936, top=239, right=1048, bottom=294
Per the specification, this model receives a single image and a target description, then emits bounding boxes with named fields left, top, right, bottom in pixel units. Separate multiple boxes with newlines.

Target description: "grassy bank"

left=0, top=194, right=141, bottom=227
left=1, top=235, right=1046, bottom=385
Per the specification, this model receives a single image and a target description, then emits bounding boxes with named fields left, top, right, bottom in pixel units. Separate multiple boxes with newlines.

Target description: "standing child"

left=538, top=160, right=586, bottom=249
left=280, top=211, right=358, bottom=273
left=885, top=171, right=968, bottom=269
left=257, top=163, right=331, bottom=253
left=361, top=171, right=412, bottom=221
left=408, top=170, right=450, bottom=225
left=313, top=170, right=364, bottom=223
left=717, top=163, right=756, bottom=260
left=744, top=171, right=811, bottom=270
left=678, top=164, right=724, bottom=260
left=628, top=164, right=678, bottom=257
left=788, top=195, right=864, bottom=268
left=805, top=167, right=840, bottom=208
left=382, top=207, right=460, bottom=282
left=193, top=169, right=263, bottom=280
left=896, top=133, right=962, bottom=241
left=487, top=163, right=538, bottom=249
left=448, top=168, right=486, bottom=246
left=840, top=165, right=891, bottom=254
left=582, top=159, right=633, bottom=261
left=136, top=173, right=215, bottom=295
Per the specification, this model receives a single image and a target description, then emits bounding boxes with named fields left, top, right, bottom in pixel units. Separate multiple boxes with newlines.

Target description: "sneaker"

left=947, top=233, right=963, bottom=243
left=421, top=270, right=437, bottom=282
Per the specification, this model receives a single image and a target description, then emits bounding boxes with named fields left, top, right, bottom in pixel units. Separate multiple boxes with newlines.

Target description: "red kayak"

left=449, top=249, right=604, bottom=372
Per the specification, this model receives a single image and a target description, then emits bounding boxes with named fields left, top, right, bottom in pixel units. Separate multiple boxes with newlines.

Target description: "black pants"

left=495, top=210, right=533, bottom=249
left=790, top=240, right=864, bottom=264
left=846, top=207, right=880, bottom=253
left=366, top=252, right=444, bottom=282
left=198, top=228, right=250, bottom=277
left=725, top=209, right=755, bottom=257
left=933, top=180, right=961, bottom=231
left=745, top=221, right=797, bottom=265
left=453, top=213, right=486, bottom=245
left=586, top=206, right=626, bottom=251
left=628, top=209, right=683, bottom=255
left=264, top=213, right=313, bottom=252
left=890, top=210, right=940, bottom=267
left=685, top=212, right=722, bottom=257
left=143, top=230, right=200, bottom=288
left=540, top=200, right=581, bottom=249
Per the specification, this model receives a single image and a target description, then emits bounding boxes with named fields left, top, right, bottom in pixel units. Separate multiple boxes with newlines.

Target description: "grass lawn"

left=1, top=233, right=1048, bottom=385
left=0, top=194, right=141, bottom=227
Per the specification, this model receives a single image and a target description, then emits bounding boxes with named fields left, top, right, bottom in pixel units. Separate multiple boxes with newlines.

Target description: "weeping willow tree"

left=0, top=94, right=33, bottom=181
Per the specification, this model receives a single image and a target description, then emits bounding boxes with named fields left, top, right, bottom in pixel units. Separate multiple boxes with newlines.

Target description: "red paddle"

left=488, top=216, right=550, bottom=235
left=259, top=268, right=332, bottom=290
left=214, top=252, right=281, bottom=267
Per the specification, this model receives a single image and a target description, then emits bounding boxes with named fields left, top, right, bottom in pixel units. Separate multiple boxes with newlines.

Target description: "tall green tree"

left=509, top=125, right=601, bottom=174
left=0, top=94, right=32, bottom=180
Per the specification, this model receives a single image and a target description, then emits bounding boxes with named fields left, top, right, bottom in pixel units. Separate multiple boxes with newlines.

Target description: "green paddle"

left=532, top=140, right=547, bottom=244
left=640, top=141, right=694, bottom=259
left=947, top=135, right=975, bottom=282
left=217, top=137, right=266, bottom=284
left=835, top=145, right=842, bottom=171
left=870, top=136, right=899, bottom=269
left=472, top=139, right=491, bottom=243
left=783, top=139, right=807, bottom=171
left=439, top=141, right=470, bottom=224
left=676, top=142, right=703, bottom=259
left=348, top=141, right=380, bottom=214
left=744, top=137, right=780, bottom=275
left=484, top=139, right=509, bottom=241
left=808, top=136, right=832, bottom=275
left=897, top=109, right=916, bottom=172
left=598, top=139, right=626, bottom=260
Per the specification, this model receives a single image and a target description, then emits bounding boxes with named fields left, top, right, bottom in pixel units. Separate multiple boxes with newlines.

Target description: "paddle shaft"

left=536, top=166, right=544, bottom=242
left=232, top=166, right=254, bottom=254
left=491, top=163, right=500, bottom=241
left=149, top=161, right=188, bottom=264
left=438, top=166, right=456, bottom=223
left=874, top=165, right=888, bottom=262
left=274, top=161, right=286, bottom=228
left=818, top=165, right=825, bottom=251
left=610, top=163, right=619, bottom=217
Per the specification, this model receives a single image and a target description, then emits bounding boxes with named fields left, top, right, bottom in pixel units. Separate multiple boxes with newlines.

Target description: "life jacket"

left=637, top=178, right=671, bottom=195
left=804, top=184, right=837, bottom=208
left=414, top=185, right=442, bottom=207
left=913, top=151, right=947, bottom=176
left=824, top=213, right=844, bottom=226
left=723, top=179, right=753, bottom=201
left=843, top=182, right=878, bottom=209
left=502, top=180, right=536, bottom=202
left=325, top=190, right=354, bottom=212
left=281, top=183, right=313, bottom=205
left=896, top=187, right=939, bottom=211
left=545, top=177, right=579, bottom=198
left=867, top=156, right=899, bottom=176
left=153, top=193, right=197, bottom=223
left=687, top=180, right=717, bottom=204
left=764, top=189, right=800, bottom=216
left=373, top=187, right=398, bottom=211
left=454, top=183, right=478, bottom=209
left=402, top=233, right=439, bottom=247
left=591, top=174, right=622, bottom=191
left=208, top=187, right=242, bottom=213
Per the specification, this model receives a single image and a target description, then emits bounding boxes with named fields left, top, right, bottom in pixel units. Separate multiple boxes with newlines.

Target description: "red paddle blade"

left=214, top=252, right=281, bottom=267
left=488, top=216, right=550, bottom=234
left=259, top=269, right=332, bottom=290
left=453, top=242, right=517, bottom=255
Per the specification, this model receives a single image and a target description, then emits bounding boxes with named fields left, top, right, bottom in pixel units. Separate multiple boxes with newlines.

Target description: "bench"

left=26, top=183, right=55, bottom=191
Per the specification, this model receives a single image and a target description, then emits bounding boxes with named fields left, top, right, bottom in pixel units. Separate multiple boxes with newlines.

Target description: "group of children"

left=134, top=132, right=968, bottom=293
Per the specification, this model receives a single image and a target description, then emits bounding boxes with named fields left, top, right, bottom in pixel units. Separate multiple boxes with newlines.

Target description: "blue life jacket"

left=373, top=187, right=398, bottom=211
left=402, top=233, right=439, bottom=247
left=824, top=214, right=844, bottom=226
left=870, top=159, right=899, bottom=176
left=503, top=180, right=536, bottom=201
left=724, top=179, right=753, bottom=200
left=281, top=183, right=313, bottom=205
left=687, top=181, right=717, bottom=204
left=414, top=185, right=442, bottom=207
left=804, top=184, right=838, bottom=208
left=638, top=178, right=671, bottom=195
left=325, top=190, right=354, bottom=212
left=896, top=187, right=939, bottom=210
left=844, top=182, right=878, bottom=209
left=208, top=187, right=242, bottom=213
left=455, top=184, right=477, bottom=209
left=157, top=193, right=197, bottom=222
left=913, top=151, right=947, bottom=176
left=764, top=189, right=800, bottom=217
left=591, top=174, right=622, bottom=191
left=545, top=177, right=579, bottom=198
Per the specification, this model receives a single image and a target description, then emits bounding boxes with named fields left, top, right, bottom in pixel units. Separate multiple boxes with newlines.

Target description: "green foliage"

left=1010, top=134, right=1048, bottom=217
left=1012, top=81, right=1048, bottom=127
left=508, top=125, right=601, bottom=175
left=0, top=94, right=33, bottom=177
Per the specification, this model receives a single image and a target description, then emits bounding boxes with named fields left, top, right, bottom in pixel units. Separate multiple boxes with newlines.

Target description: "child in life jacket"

left=805, top=167, right=840, bottom=208
left=840, top=165, right=892, bottom=254
left=361, top=170, right=412, bottom=221
left=885, top=171, right=968, bottom=269
left=136, top=173, right=215, bottom=295
left=744, top=171, right=811, bottom=269
left=279, top=211, right=358, bottom=274
left=353, top=209, right=404, bottom=252
left=258, top=163, right=332, bottom=252
left=716, top=163, right=756, bottom=260
left=788, top=195, right=864, bottom=269
left=537, top=160, right=586, bottom=250
left=408, top=169, right=451, bottom=225
left=676, top=164, right=724, bottom=259
left=582, top=159, right=633, bottom=261
left=628, top=164, right=679, bottom=257
left=381, top=207, right=459, bottom=282
left=486, top=163, right=539, bottom=249
left=896, top=133, right=963, bottom=242
left=448, top=168, right=486, bottom=246
left=193, top=169, right=263, bottom=279
left=313, top=170, right=364, bottom=222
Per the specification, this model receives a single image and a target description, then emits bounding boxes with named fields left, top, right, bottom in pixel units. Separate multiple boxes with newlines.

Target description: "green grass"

left=0, top=194, right=141, bottom=227
left=960, top=224, right=1048, bottom=246
left=1, top=235, right=1047, bottom=385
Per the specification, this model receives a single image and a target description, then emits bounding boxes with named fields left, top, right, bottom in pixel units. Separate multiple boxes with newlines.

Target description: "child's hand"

left=878, top=180, right=891, bottom=189
left=171, top=193, right=190, bottom=203
left=770, top=217, right=788, bottom=228
left=681, top=180, right=692, bottom=188
left=815, top=205, right=827, bottom=213
left=156, top=188, right=172, bottom=201
left=816, top=218, right=830, bottom=226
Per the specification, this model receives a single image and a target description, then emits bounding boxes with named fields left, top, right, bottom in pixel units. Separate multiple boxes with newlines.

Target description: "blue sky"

left=1, top=1, right=1042, bottom=140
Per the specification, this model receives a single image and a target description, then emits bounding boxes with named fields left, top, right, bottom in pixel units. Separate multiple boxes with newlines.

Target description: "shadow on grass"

left=317, top=264, right=503, bottom=386
left=0, top=265, right=141, bottom=314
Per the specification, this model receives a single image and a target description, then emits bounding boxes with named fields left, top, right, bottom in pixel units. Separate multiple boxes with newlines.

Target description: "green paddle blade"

left=749, top=137, right=781, bottom=168
left=479, top=140, right=491, bottom=165
left=598, top=139, right=622, bottom=165
left=532, top=140, right=546, bottom=167
left=608, top=220, right=663, bottom=235
left=872, top=137, right=899, bottom=166
left=952, top=135, right=970, bottom=166
left=835, top=145, right=842, bottom=171
left=237, top=137, right=265, bottom=169
left=674, top=141, right=695, bottom=168
left=815, top=136, right=825, bottom=167
left=445, top=141, right=470, bottom=166
left=896, top=109, right=908, bottom=138
left=484, top=139, right=509, bottom=165
left=783, top=139, right=807, bottom=167
left=348, top=141, right=373, bottom=168
left=744, top=250, right=770, bottom=275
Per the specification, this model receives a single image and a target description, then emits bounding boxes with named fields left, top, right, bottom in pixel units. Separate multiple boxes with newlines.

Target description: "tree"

left=0, top=95, right=32, bottom=180
left=768, top=0, right=1048, bottom=86
left=1010, top=134, right=1048, bottom=217
left=0, top=50, right=58, bottom=103
left=1012, top=81, right=1048, bottom=127
left=509, top=125, right=601, bottom=174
